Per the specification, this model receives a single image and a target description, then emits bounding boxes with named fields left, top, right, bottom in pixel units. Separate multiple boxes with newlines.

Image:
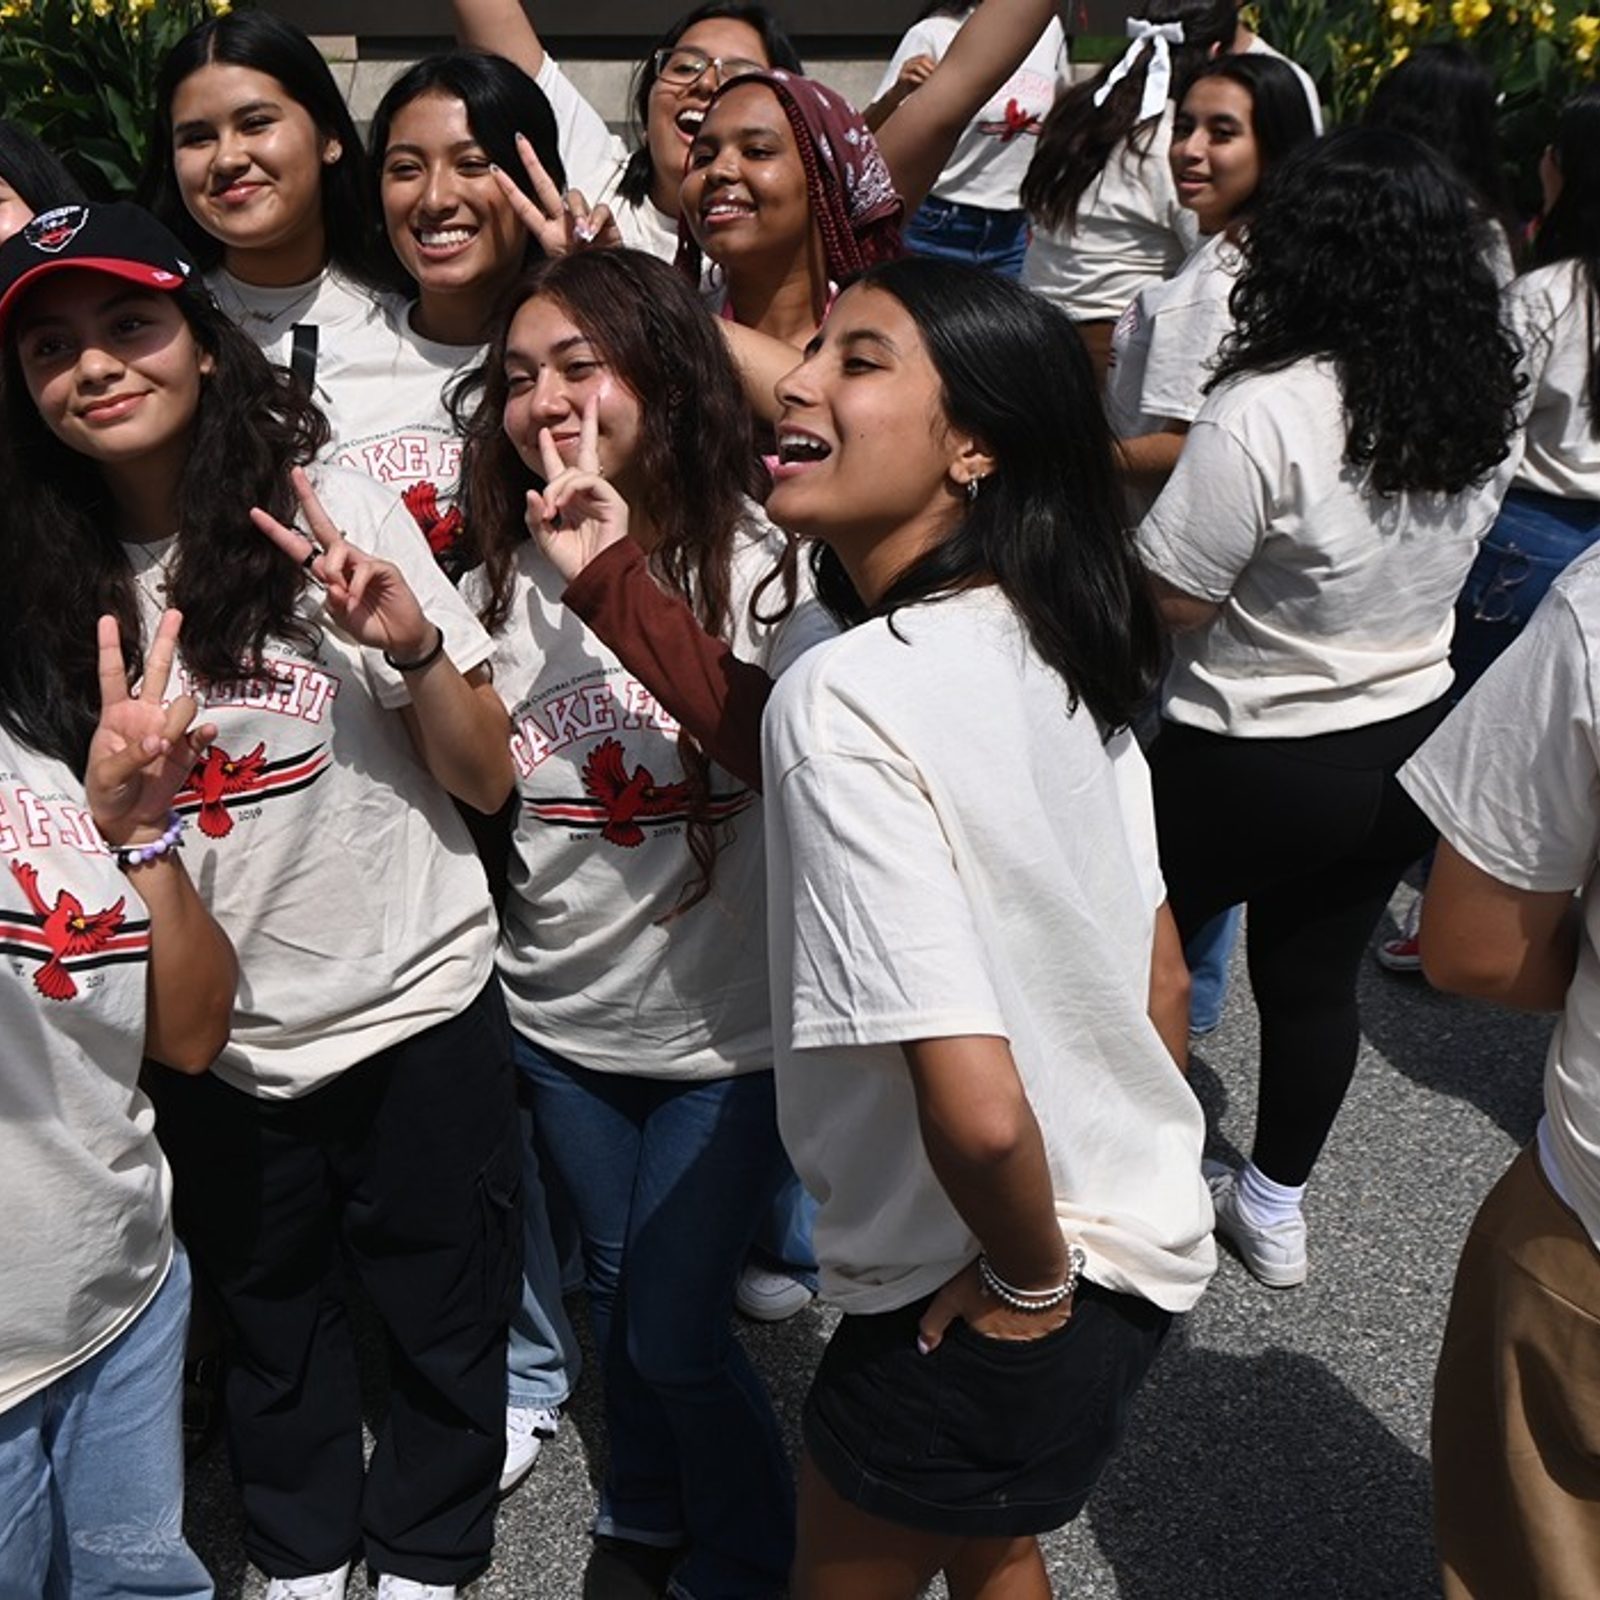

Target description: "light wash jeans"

left=0, top=1245, right=212, bottom=1600
left=516, top=1034, right=793, bottom=1600
left=1187, top=905, right=1244, bottom=1034
left=904, top=194, right=1031, bottom=279
left=749, top=1167, right=819, bottom=1292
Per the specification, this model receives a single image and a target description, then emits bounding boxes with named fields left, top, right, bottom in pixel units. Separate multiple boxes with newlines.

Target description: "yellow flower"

left=1574, top=11, right=1600, bottom=60
left=208, top=0, right=232, bottom=12
left=124, top=0, right=157, bottom=14
left=1533, top=0, right=1557, bottom=29
left=1450, top=0, right=1492, bottom=35
left=1389, top=0, right=1426, bottom=23
left=1391, top=43, right=1413, bottom=64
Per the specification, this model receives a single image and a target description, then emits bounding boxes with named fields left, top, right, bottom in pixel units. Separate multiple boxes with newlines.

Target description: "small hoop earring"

left=965, top=475, right=984, bottom=504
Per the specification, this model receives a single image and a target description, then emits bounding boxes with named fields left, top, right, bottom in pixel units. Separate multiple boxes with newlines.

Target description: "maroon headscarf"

left=675, top=69, right=905, bottom=293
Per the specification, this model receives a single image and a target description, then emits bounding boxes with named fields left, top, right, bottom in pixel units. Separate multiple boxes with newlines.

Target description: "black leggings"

left=1149, top=702, right=1444, bottom=1187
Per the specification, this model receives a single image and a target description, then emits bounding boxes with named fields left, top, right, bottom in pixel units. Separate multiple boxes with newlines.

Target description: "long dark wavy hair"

left=138, top=11, right=394, bottom=291
left=807, top=259, right=1161, bottom=736
left=454, top=248, right=785, bottom=913
left=1175, top=55, right=1318, bottom=223
left=368, top=51, right=567, bottom=292
left=0, top=121, right=88, bottom=215
left=615, top=3, right=803, bottom=209
left=1364, top=43, right=1517, bottom=251
left=1532, top=87, right=1600, bottom=434
left=1210, top=128, right=1522, bottom=496
left=1021, top=0, right=1238, bottom=232
left=0, top=280, right=327, bottom=771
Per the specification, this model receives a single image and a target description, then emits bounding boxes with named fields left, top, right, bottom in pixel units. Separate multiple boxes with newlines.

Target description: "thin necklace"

left=215, top=269, right=322, bottom=332
left=124, top=534, right=178, bottom=614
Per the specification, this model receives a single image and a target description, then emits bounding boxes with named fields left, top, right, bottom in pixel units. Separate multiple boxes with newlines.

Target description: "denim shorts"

left=803, top=1280, right=1170, bottom=1538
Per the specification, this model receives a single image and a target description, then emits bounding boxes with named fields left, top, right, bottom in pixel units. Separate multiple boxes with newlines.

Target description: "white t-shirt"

left=0, top=726, right=172, bottom=1413
left=762, top=587, right=1216, bottom=1316
left=1508, top=258, right=1600, bottom=502
left=126, top=468, right=497, bottom=1098
left=536, top=54, right=682, bottom=261
left=1137, top=359, right=1513, bottom=737
left=1242, top=34, right=1324, bottom=135
left=469, top=514, right=835, bottom=1079
left=875, top=12, right=1068, bottom=213
left=1105, top=230, right=1241, bottom=439
left=1023, top=102, right=1200, bottom=322
left=1399, top=545, right=1600, bottom=1251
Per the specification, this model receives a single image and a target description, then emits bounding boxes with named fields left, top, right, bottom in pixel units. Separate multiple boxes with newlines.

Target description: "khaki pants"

left=1433, top=1144, right=1600, bottom=1599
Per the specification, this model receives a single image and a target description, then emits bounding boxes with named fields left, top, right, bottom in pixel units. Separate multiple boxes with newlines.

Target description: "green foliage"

left=0, top=0, right=240, bottom=198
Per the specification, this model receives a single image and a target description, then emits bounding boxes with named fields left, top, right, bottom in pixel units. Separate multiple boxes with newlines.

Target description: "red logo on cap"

left=24, top=205, right=90, bottom=255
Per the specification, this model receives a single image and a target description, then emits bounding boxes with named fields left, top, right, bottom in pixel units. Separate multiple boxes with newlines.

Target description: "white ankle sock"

left=1234, top=1162, right=1305, bottom=1229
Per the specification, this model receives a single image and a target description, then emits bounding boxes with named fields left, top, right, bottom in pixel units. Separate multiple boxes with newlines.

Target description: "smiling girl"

left=0, top=202, right=519, bottom=1600
left=753, top=257, right=1212, bottom=1598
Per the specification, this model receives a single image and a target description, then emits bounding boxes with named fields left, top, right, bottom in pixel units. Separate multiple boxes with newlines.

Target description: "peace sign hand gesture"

left=86, top=609, right=218, bottom=848
left=526, top=395, right=631, bottom=584
left=492, top=131, right=624, bottom=257
left=250, top=468, right=435, bottom=662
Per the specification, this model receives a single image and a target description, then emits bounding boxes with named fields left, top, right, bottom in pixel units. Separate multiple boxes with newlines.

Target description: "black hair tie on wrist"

left=383, top=624, right=445, bottom=673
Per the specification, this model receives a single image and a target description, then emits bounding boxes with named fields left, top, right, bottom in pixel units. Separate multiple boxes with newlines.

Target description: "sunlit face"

left=502, top=293, right=645, bottom=502
left=1170, top=78, right=1263, bottom=235
left=0, top=177, right=34, bottom=248
left=767, top=284, right=970, bottom=549
left=169, top=62, right=337, bottom=278
left=646, top=16, right=772, bottom=206
left=13, top=272, right=212, bottom=477
left=681, top=82, right=812, bottom=272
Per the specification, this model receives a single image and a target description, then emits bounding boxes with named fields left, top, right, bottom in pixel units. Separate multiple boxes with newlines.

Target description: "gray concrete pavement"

left=185, top=884, right=1551, bottom=1599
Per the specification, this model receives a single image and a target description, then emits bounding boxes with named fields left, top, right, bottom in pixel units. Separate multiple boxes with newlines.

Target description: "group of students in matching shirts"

left=4, top=2, right=1600, bottom=1599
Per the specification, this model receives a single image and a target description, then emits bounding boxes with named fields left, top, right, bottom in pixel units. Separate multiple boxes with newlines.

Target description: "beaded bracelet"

left=383, top=624, right=445, bottom=674
left=978, top=1243, right=1086, bottom=1314
left=112, top=810, right=185, bottom=870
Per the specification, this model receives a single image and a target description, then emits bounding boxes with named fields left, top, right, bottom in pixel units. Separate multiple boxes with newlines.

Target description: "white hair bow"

left=1092, top=18, right=1186, bottom=126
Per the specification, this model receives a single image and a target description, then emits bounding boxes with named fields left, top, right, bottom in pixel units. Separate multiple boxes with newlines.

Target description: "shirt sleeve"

left=1136, top=416, right=1269, bottom=602
left=1137, top=279, right=1235, bottom=425
left=361, top=496, right=496, bottom=708
left=1401, top=584, right=1600, bottom=894
left=773, top=748, right=1008, bottom=1050
left=537, top=53, right=629, bottom=201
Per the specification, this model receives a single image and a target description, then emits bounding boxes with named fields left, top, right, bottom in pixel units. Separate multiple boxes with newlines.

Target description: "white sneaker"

left=1203, top=1160, right=1307, bottom=1289
left=265, top=1568, right=349, bottom=1600
left=734, top=1264, right=815, bottom=1323
left=500, top=1402, right=560, bottom=1495
left=375, top=1579, right=457, bottom=1600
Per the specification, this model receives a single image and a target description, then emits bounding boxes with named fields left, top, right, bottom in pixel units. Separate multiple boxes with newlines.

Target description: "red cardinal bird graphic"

left=582, top=738, right=692, bottom=848
left=10, top=860, right=125, bottom=1002
left=188, top=742, right=268, bottom=838
left=403, top=481, right=465, bottom=561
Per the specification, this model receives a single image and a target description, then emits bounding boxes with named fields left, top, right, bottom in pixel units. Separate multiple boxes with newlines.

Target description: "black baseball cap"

left=0, top=202, right=194, bottom=340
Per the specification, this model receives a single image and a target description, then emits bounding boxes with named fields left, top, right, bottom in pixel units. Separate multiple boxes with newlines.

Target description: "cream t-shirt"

left=0, top=727, right=172, bottom=1413
left=1399, top=545, right=1600, bottom=1251
left=469, top=513, right=835, bottom=1079
left=536, top=54, right=682, bottom=261
left=1508, top=259, right=1600, bottom=502
left=1138, top=359, right=1512, bottom=737
left=763, top=587, right=1216, bottom=1316
left=126, top=468, right=497, bottom=1098
left=1105, top=230, right=1241, bottom=439
left=1023, top=103, right=1200, bottom=322
left=874, top=12, right=1068, bottom=213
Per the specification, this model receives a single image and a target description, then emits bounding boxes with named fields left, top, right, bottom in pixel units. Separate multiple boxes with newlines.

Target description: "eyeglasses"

left=651, top=47, right=767, bottom=89
left=1470, top=546, right=1531, bottom=624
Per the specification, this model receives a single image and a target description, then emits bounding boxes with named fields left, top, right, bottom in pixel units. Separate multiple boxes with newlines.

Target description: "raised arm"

left=453, top=0, right=545, bottom=77
left=876, top=0, right=1060, bottom=216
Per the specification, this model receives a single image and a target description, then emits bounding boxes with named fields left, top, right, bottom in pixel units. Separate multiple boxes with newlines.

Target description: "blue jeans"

left=1452, top=487, right=1600, bottom=697
left=749, top=1166, right=819, bottom=1291
left=904, top=195, right=1030, bottom=279
left=0, top=1246, right=212, bottom=1600
left=506, top=1099, right=582, bottom=1410
left=515, top=1036, right=793, bottom=1600
left=1186, top=905, right=1243, bottom=1034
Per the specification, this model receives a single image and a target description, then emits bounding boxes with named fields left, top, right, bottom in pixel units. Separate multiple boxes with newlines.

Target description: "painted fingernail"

left=916, top=1335, right=932, bottom=1356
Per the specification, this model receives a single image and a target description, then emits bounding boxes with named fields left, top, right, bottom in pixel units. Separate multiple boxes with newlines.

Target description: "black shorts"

left=803, top=1280, right=1170, bottom=1539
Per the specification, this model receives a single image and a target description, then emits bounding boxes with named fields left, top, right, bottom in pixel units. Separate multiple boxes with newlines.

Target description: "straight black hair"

left=1534, top=86, right=1600, bottom=434
left=138, top=11, right=392, bottom=291
left=0, top=121, right=88, bottom=214
left=368, top=51, right=567, bottom=289
left=811, top=258, right=1161, bottom=736
left=1176, top=54, right=1318, bottom=220
left=616, top=4, right=803, bottom=208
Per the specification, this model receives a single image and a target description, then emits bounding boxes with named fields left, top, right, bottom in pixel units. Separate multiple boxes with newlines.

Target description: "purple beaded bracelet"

left=113, top=810, right=185, bottom=870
